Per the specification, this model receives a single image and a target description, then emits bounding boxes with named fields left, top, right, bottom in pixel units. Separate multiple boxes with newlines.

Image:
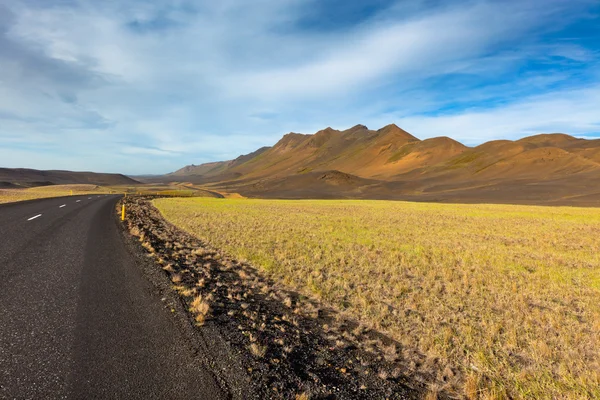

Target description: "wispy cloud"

left=231, top=1, right=566, bottom=98
left=395, top=84, right=600, bottom=144
left=0, top=0, right=598, bottom=173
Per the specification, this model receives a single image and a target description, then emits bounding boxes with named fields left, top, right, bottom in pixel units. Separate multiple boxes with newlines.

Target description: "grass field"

left=0, top=184, right=114, bottom=204
left=154, top=197, right=600, bottom=399
left=0, top=183, right=222, bottom=205
left=116, top=183, right=224, bottom=198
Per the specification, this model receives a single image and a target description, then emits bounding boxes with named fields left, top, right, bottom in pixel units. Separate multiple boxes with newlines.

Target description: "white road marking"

left=27, top=214, right=42, bottom=221
left=88, top=197, right=92, bottom=199
left=59, top=204, right=66, bottom=208
left=76, top=200, right=81, bottom=203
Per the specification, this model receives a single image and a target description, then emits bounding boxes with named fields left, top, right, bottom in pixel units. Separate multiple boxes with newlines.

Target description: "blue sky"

left=0, top=0, right=599, bottom=174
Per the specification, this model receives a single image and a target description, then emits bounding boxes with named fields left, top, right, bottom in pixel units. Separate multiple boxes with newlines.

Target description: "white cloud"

left=229, top=2, right=544, bottom=98
left=0, top=0, right=598, bottom=173
left=393, top=85, right=600, bottom=144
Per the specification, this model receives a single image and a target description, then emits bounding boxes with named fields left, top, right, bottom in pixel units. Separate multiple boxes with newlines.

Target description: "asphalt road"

left=0, top=195, right=225, bottom=399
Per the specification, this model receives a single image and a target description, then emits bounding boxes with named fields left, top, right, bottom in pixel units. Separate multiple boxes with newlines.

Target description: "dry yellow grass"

left=154, top=197, right=600, bottom=399
left=0, top=183, right=220, bottom=205
left=116, top=183, right=222, bottom=198
left=249, top=342, right=267, bottom=358
left=189, top=295, right=211, bottom=325
left=0, top=184, right=113, bottom=204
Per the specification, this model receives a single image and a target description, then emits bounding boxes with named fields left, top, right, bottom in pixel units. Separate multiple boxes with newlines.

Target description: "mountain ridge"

left=157, top=124, right=600, bottom=205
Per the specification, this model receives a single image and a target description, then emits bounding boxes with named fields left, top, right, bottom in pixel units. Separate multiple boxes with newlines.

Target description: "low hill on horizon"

left=0, top=167, right=140, bottom=188
left=154, top=124, right=600, bottom=205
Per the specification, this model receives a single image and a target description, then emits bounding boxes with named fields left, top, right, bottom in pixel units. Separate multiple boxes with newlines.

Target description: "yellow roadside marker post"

left=70, top=190, right=73, bottom=196
left=121, top=204, right=125, bottom=221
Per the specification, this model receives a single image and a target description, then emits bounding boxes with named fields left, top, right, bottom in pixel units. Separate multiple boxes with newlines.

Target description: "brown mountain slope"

left=379, top=136, right=468, bottom=178
left=474, top=147, right=599, bottom=179
left=170, top=161, right=229, bottom=177
left=240, top=170, right=381, bottom=199
left=558, top=136, right=600, bottom=163
left=166, top=125, right=600, bottom=205
left=517, top=133, right=580, bottom=148
left=407, top=136, right=600, bottom=182
left=0, top=168, right=139, bottom=187
left=170, top=147, right=271, bottom=179
left=193, top=124, right=425, bottom=181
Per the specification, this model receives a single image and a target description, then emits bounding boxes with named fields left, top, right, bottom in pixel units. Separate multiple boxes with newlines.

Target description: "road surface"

left=0, top=195, right=225, bottom=399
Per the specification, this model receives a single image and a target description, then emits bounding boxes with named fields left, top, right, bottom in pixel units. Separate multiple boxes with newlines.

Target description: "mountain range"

left=0, top=168, right=139, bottom=188
left=161, top=124, right=600, bottom=205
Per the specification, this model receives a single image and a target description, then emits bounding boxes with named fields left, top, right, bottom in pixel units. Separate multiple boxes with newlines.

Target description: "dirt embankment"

left=120, top=197, right=429, bottom=399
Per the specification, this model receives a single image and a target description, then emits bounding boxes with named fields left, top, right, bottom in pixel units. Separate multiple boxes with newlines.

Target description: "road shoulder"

left=116, top=201, right=255, bottom=400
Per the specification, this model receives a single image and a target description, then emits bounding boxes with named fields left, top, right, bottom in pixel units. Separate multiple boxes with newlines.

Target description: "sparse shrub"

left=249, top=343, right=267, bottom=358
left=190, top=295, right=211, bottom=325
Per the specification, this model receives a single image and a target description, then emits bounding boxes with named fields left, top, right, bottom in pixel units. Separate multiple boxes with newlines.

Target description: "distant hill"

left=168, top=146, right=272, bottom=182
left=162, top=125, right=600, bottom=206
left=0, top=168, right=140, bottom=188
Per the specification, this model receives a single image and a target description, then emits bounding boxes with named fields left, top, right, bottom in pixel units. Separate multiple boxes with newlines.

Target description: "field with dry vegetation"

left=0, top=184, right=113, bottom=204
left=154, top=197, right=600, bottom=399
left=0, top=183, right=223, bottom=205
left=117, top=183, right=226, bottom=198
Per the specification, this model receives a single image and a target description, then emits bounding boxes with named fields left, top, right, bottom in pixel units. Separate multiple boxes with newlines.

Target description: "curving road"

left=0, top=195, right=225, bottom=399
